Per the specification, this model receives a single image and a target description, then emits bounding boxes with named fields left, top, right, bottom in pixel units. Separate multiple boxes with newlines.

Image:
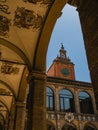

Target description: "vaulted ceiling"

left=0, top=0, right=77, bottom=123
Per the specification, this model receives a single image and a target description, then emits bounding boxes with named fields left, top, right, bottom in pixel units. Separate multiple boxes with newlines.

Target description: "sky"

left=46, top=4, right=91, bottom=82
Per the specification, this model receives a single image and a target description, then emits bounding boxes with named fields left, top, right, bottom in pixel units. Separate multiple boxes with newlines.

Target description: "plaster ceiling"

left=0, top=0, right=76, bottom=122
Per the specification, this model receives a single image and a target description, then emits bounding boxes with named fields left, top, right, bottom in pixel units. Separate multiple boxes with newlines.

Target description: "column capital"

left=16, top=101, right=26, bottom=107
left=27, top=70, right=47, bottom=83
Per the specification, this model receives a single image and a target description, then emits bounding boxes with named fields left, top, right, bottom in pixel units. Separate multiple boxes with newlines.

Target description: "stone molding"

left=27, top=70, right=46, bottom=82
left=47, top=76, right=92, bottom=88
left=16, top=101, right=26, bottom=107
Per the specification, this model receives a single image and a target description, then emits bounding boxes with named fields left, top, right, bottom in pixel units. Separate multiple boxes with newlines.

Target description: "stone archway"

left=32, top=0, right=98, bottom=106
left=26, top=0, right=98, bottom=130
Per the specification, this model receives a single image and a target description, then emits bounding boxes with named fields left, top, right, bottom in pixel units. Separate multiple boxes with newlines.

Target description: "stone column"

left=55, top=87, right=59, bottom=111
left=27, top=70, right=46, bottom=130
left=91, top=91, right=97, bottom=114
left=54, top=87, right=60, bottom=130
left=74, top=88, right=80, bottom=113
left=77, top=0, right=98, bottom=108
left=14, top=102, right=26, bottom=130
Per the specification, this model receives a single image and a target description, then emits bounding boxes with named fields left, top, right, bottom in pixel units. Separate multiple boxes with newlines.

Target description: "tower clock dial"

left=61, top=68, right=70, bottom=76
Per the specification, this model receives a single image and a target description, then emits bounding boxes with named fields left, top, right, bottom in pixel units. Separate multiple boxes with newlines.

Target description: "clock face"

left=61, top=68, right=70, bottom=76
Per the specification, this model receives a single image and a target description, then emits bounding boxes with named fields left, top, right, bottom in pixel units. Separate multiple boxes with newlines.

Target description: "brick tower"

left=47, top=44, right=75, bottom=80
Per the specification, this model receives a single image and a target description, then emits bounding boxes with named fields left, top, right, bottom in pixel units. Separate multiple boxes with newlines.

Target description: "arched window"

left=79, top=91, right=94, bottom=114
left=59, top=89, right=75, bottom=112
left=46, top=87, right=54, bottom=111
left=62, top=124, right=77, bottom=130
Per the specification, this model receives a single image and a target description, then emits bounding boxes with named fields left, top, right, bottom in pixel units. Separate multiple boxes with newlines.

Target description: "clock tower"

left=47, top=44, right=75, bottom=80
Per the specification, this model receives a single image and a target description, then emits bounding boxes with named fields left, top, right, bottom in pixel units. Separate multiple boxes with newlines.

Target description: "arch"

left=32, top=0, right=70, bottom=71
left=78, top=91, right=94, bottom=114
left=46, top=87, right=55, bottom=111
left=0, top=38, right=31, bottom=70
left=47, top=121, right=55, bottom=130
left=62, top=123, right=77, bottom=130
left=59, top=89, right=75, bottom=112
left=84, top=123, right=97, bottom=130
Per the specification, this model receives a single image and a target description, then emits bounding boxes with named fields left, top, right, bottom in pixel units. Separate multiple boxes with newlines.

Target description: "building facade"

left=46, top=45, right=98, bottom=130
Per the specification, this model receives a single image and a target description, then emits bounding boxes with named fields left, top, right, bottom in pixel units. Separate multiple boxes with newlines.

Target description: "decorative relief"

left=65, top=112, right=74, bottom=123
left=32, top=14, right=43, bottom=29
left=0, top=4, right=10, bottom=14
left=0, top=15, right=11, bottom=36
left=1, top=62, right=19, bottom=74
left=14, top=7, right=43, bottom=29
left=77, top=115, right=97, bottom=122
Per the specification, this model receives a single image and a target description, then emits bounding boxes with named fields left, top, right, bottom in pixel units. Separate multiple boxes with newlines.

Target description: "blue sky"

left=46, top=4, right=91, bottom=82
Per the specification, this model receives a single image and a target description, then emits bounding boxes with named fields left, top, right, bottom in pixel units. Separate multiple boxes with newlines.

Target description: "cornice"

left=47, top=76, right=92, bottom=88
left=53, top=58, right=74, bottom=65
left=27, top=70, right=47, bottom=82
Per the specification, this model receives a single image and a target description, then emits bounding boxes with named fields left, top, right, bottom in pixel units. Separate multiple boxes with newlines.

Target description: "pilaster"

left=74, top=88, right=80, bottom=113
left=27, top=70, right=47, bottom=130
left=91, top=91, right=98, bottom=114
left=55, top=87, right=60, bottom=111
left=77, top=0, right=98, bottom=109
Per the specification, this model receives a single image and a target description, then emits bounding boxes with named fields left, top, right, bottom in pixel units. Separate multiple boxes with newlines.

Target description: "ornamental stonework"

left=0, top=15, right=11, bottom=36
left=1, top=62, right=19, bottom=74
left=0, top=4, right=10, bottom=14
left=14, top=7, right=43, bottom=29
left=65, top=112, right=74, bottom=123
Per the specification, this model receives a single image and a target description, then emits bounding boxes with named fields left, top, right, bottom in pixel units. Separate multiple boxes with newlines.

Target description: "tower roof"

left=55, top=43, right=73, bottom=64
